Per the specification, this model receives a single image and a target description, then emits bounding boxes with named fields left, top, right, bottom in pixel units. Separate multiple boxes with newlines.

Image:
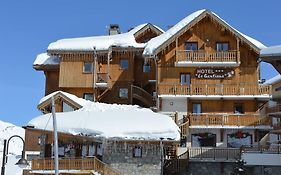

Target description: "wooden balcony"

left=188, top=113, right=271, bottom=127
left=31, top=157, right=120, bottom=175
left=95, top=73, right=109, bottom=88
left=188, top=147, right=240, bottom=161
left=158, top=83, right=271, bottom=97
left=176, top=50, right=240, bottom=67
left=266, top=104, right=281, bottom=115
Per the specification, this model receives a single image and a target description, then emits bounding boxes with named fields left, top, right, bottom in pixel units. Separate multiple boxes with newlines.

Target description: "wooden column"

left=236, top=38, right=240, bottom=63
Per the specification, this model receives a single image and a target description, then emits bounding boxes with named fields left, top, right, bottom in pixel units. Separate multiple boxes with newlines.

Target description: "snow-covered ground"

left=0, top=120, right=25, bottom=175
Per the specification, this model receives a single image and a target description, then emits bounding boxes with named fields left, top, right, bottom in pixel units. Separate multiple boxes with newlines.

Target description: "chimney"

left=108, top=24, right=120, bottom=35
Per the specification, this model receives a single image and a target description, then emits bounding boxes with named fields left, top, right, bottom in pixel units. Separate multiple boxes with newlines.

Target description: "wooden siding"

left=59, top=61, right=93, bottom=88
left=45, top=70, right=59, bottom=95
left=187, top=100, right=257, bottom=114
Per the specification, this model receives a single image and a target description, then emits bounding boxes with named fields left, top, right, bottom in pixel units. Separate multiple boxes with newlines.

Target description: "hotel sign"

left=195, top=68, right=235, bottom=79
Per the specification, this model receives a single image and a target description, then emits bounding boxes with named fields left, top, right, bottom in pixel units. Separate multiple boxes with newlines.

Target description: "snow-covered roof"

left=29, top=101, right=180, bottom=141
left=33, top=53, right=60, bottom=66
left=38, top=91, right=88, bottom=108
left=260, top=45, right=281, bottom=58
left=47, top=23, right=163, bottom=52
left=264, top=74, right=281, bottom=85
left=143, top=9, right=266, bottom=56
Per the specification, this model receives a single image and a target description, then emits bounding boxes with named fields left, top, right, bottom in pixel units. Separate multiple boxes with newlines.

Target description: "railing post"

left=200, top=147, right=202, bottom=160
left=213, top=148, right=215, bottom=160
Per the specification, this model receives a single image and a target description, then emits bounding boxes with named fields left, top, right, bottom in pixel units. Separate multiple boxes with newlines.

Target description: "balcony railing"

left=241, top=145, right=281, bottom=154
left=188, top=147, right=240, bottom=161
left=31, top=157, right=120, bottom=175
left=266, top=104, right=281, bottom=114
left=176, top=50, right=239, bottom=63
left=158, top=84, right=271, bottom=96
left=188, top=113, right=271, bottom=127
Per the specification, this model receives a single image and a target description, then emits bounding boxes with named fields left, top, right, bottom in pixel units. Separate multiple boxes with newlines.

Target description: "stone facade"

left=102, top=141, right=162, bottom=175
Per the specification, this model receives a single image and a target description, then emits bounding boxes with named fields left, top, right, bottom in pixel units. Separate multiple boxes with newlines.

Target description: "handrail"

left=176, top=50, right=238, bottom=62
left=188, top=113, right=271, bottom=126
left=188, top=147, right=240, bottom=161
left=31, top=157, right=121, bottom=175
left=158, top=83, right=272, bottom=96
left=131, top=85, right=154, bottom=106
left=241, top=145, right=281, bottom=154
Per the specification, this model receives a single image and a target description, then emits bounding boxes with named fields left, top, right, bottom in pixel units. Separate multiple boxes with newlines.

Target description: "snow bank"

left=48, top=24, right=150, bottom=52
left=33, top=53, right=60, bottom=66
left=39, top=91, right=88, bottom=107
left=29, top=100, right=180, bottom=141
left=260, top=45, right=281, bottom=57
left=143, top=9, right=265, bottom=56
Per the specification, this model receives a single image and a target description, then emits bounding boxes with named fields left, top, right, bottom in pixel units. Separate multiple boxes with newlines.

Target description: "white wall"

left=242, top=153, right=281, bottom=166
left=161, top=98, right=187, bottom=114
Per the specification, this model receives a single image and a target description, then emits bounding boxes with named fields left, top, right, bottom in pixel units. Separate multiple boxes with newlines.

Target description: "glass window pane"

left=120, top=59, right=129, bottom=69
left=192, top=103, right=201, bottom=114
left=185, top=42, right=198, bottom=51
left=180, top=74, right=190, bottom=85
left=62, top=102, right=74, bottom=112
left=119, top=88, right=128, bottom=98
left=84, top=93, right=93, bottom=101
left=83, top=62, right=92, bottom=73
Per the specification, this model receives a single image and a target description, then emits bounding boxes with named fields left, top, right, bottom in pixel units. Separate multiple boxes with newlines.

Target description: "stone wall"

left=102, top=141, right=162, bottom=175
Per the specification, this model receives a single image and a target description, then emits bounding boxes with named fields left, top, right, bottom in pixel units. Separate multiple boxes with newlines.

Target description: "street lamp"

left=1, top=135, right=29, bottom=175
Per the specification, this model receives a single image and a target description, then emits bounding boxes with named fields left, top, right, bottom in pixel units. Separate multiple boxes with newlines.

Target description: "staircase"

left=164, top=151, right=189, bottom=175
left=131, top=85, right=155, bottom=107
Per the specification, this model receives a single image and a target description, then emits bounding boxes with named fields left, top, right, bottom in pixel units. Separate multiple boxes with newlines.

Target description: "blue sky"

left=0, top=0, right=280, bottom=126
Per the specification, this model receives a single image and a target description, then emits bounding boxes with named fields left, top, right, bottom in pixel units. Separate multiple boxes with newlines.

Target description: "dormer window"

left=216, top=42, right=229, bottom=51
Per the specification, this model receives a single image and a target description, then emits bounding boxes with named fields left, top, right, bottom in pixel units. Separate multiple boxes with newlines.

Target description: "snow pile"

left=39, top=91, right=88, bottom=107
left=29, top=98, right=180, bottom=141
left=33, top=53, right=60, bottom=66
left=260, top=45, right=281, bottom=57
left=48, top=24, right=150, bottom=52
left=264, top=74, right=281, bottom=85
left=0, top=120, right=25, bottom=175
left=143, top=9, right=265, bottom=56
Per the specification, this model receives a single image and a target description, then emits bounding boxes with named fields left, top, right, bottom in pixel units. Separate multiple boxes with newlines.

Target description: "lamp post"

left=1, top=135, right=29, bottom=175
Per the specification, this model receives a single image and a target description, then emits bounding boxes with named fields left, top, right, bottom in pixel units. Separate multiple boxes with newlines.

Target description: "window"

left=143, top=62, right=151, bottom=73
left=84, top=93, right=93, bottom=101
left=192, top=103, right=201, bottom=114
left=234, top=103, right=244, bottom=114
left=185, top=42, right=198, bottom=51
left=119, top=88, right=128, bottom=98
left=275, top=86, right=281, bottom=91
left=180, top=73, right=191, bottom=85
left=62, top=102, right=74, bottom=112
left=83, top=62, right=93, bottom=73
left=133, top=146, right=142, bottom=158
left=120, top=59, right=129, bottom=70
left=216, top=42, right=229, bottom=51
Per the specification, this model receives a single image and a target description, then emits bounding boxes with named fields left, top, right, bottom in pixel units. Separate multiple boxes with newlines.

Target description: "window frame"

left=83, top=93, right=94, bottom=101
left=83, top=62, right=93, bottom=73
left=119, top=88, right=128, bottom=98
left=216, top=42, right=229, bottom=52
left=132, top=146, right=142, bottom=158
left=120, top=59, right=129, bottom=70
left=234, top=103, right=244, bottom=114
left=185, top=42, right=198, bottom=51
left=192, top=103, right=202, bottom=114
left=180, top=73, right=191, bottom=86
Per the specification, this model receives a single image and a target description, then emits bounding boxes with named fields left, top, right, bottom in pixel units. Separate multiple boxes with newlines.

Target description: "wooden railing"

left=96, top=73, right=108, bottom=83
left=131, top=85, right=155, bottom=107
left=179, top=121, right=189, bottom=137
left=188, top=113, right=271, bottom=127
left=176, top=50, right=239, bottom=62
left=158, top=84, right=272, bottom=96
left=31, top=157, right=120, bottom=175
left=188, top=147, right=240, bottom=161
left=266, top=104, right=281, bottom=114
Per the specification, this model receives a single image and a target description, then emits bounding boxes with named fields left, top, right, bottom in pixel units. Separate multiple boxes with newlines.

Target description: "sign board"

left=195, top=68, right=235, bottom=79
